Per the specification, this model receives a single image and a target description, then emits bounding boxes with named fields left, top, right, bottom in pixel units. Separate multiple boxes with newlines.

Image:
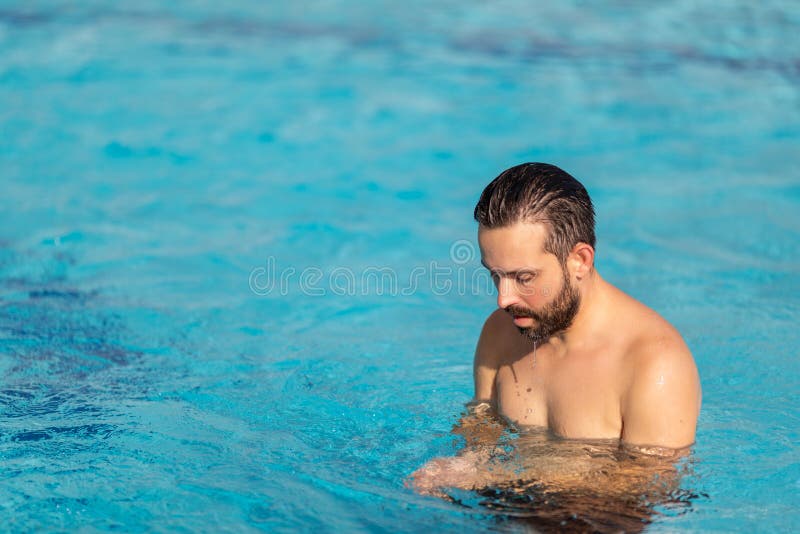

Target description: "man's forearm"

left=413, top=424, right=687, bottom=500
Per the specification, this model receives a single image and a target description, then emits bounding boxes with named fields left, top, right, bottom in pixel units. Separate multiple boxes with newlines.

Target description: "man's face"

left=478, top=221, right=581, bottom=343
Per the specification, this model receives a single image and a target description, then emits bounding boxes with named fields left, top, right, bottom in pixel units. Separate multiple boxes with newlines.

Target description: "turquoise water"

left=2, top=1, right=799, bottom=531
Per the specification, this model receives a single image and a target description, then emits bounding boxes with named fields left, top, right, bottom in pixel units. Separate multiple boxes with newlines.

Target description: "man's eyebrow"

left=481, top=259, right=505, bottom=273
left=480, top=259, right=539, bottom=276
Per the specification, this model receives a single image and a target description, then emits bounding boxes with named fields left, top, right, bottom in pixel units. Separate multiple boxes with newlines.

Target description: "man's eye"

left=516, top=273, right=536, bottom=285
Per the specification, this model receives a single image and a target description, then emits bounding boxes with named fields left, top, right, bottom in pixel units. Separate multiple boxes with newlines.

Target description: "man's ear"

left=568, top=243, right=595, bottom=281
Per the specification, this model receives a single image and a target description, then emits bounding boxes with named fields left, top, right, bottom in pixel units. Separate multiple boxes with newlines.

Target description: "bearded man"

left=411, top=163, right=701, bottom=498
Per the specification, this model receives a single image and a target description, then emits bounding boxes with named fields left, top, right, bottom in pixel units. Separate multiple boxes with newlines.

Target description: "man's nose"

left=496, top=277, right=519, bottom=310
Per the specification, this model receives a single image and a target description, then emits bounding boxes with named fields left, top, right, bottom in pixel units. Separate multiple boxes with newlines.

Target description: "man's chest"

left=494, top=350, right=623, bottom=439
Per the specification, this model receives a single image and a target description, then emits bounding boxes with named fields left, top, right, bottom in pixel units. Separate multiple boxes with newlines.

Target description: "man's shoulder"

left=606, top=285, right=699, bottom=393
left=604, top=283, right=690, bottom=360
left=627, top=325, right=696, bottom=384
left=619, top=297, right=694, bottom=370
left=617, top=297, right=700, bottom=412
left=605, top=288, right=701, bottom=447
left=475, top=309, right=524, bottom=368
left=472, top=309, right=523, bottom=401
left=483, top=308, right=515, bottom=335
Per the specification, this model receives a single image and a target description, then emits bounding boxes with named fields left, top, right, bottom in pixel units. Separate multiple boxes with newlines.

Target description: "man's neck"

left=549, top=269, right=607, bottom=351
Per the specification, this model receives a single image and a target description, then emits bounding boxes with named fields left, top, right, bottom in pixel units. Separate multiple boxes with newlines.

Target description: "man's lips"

left=506, top=307, right=537, bottom=325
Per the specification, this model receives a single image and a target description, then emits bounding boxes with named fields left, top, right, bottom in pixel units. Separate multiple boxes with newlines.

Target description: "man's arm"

left=448, top=309, right=509, bottom=447
left=407, top=311, right=509, bottom=494
left=621, top=335, right=702, bottom=449
left=472, top=308, right=506, bottom=403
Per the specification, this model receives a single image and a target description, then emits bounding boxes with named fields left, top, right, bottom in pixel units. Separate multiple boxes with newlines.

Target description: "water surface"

left=1, top=1, right=799, bottom=531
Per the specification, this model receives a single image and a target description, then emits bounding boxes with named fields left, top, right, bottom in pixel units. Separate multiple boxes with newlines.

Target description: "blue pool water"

left=2, top=1, right=799, bottom=531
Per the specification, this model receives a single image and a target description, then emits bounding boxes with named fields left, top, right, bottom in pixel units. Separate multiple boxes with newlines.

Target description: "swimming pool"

left=1, top=0, right=799, bottom=531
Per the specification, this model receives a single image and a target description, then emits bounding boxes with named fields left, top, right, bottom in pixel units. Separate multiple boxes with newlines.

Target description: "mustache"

left=505, top=306, right=539, bottom=319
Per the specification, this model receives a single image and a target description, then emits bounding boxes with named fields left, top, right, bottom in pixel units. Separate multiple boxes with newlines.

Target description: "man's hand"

left=406, top=450, right=484, bottom=497
left=406, top=404, right=508, bottom=496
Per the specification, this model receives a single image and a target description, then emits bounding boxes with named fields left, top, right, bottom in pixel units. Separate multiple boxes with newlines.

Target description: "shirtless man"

left=411, top=162, right=701, bottom=495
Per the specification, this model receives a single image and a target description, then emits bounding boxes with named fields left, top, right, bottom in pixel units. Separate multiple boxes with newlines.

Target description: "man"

left=411, top=163, right=701, bottom=496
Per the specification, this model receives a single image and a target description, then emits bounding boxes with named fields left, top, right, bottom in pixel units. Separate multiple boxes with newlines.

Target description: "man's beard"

left=506, top=270, right=581, bottom=343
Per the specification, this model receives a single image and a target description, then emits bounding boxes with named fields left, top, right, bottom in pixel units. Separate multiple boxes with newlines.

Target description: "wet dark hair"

left=474, top=163, right=596, bottom=264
